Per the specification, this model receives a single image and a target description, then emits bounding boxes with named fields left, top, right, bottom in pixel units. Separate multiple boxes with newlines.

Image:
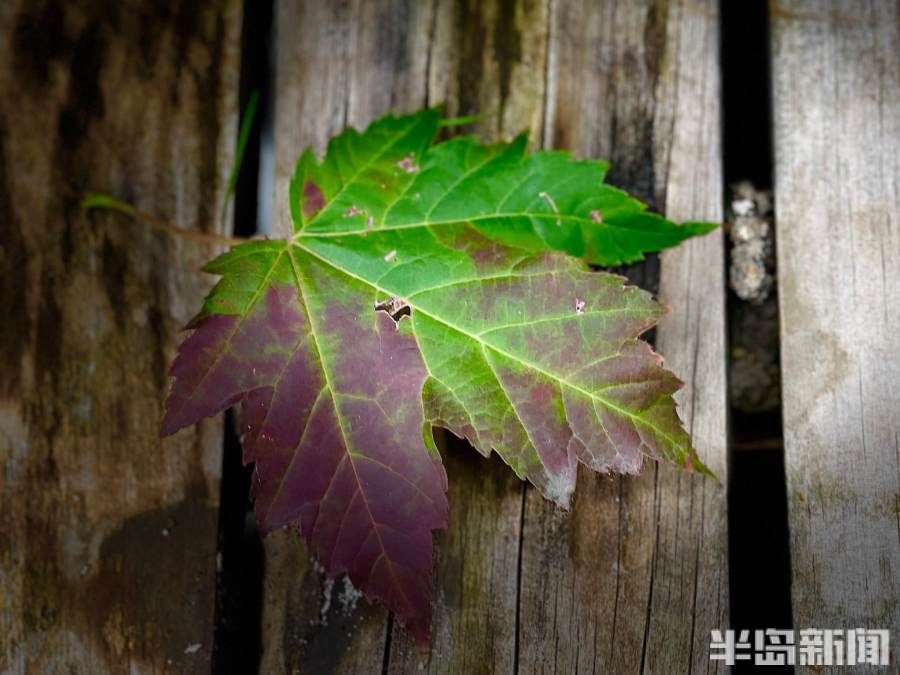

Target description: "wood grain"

left=771, top=0, right=900, bottom=662
left=0, top=1, right=241, bottom=672
left=269, top=2, right=727, bottom=672
left=269, top=3, right=545, bottom=672
left=517, top=1, right=729, bottom=673
left=386, top=2, right=547, bottom=672
left=266, top=2, right=432, bottom=671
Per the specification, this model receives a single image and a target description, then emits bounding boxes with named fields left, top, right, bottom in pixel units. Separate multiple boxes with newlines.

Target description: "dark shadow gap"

left=381, top=615, right=394, bottom=675
left=512, top=483, right=527, bottom=675
left=720, top=1, right=793, bottom=673
left=212, top=0, right=274, bottom=672
left=231, top=0, right=273, bottom=240
left=213, top=412, right=265, bottom=673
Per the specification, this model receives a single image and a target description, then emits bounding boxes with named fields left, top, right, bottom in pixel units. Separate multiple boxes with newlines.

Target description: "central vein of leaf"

left=282, top=244, right=413, bottom=603
left=291, top=211, right=626, bottom=242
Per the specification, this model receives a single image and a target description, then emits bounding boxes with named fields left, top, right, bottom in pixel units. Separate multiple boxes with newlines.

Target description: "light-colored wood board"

left=258, top=529, right=390, bottom=675
left=646, top=1, right=728, bottom=670
left=272, top=0, right=435, bottom=237
left=425, top=0, right=548, bottom=143
left=0, top=1, right=242, bottom=672
left=517, top=1, right=729, bottom=672
left=386, top=445, right=524, bottom=675
left=385, top=1, right=548, bottom=672
left=266, top=1, right=433, bottom=671
left=270, top=2, right=544, bottom=671
left=771, top=0, right=900, bottom=662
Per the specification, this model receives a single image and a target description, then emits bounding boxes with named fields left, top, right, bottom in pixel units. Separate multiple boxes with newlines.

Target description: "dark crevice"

left=721, top=2, right=773, bottom=187
left=608, top=479, right=624, bottom=665
left=720, top=2, right=793, bottom=673
left=212, top=0, right=273, bottom=672
left=511, top=484, right=527, bottom=675
left=638, top=466, right=661, bottom=675
left=381, top=615, right=394, bottom=675
left=230, top=0, right=273, bottom=239
left=212, top=412, right=264, bottom=674
left=423, top=0, right=439, bottom=109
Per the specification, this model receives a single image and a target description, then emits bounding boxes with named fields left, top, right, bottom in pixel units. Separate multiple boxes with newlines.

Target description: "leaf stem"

left=438, top=108, right=501, bottom=128
left=81, top=193, right=250, bottom=246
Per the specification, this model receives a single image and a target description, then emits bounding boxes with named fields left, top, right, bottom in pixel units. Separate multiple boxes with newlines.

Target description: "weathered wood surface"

left=0, top=1, right=241, bottom=673
left=268, top=1, right=728, bottom=673
left=518, top=1, right=728, bottom=673
left=265, top=2, right=431, bottom=671
left=388, top=2, right=547, bottom=672
left=267, top=2, right=533, bottom=671
left=771, top=0, right=900, bottom=664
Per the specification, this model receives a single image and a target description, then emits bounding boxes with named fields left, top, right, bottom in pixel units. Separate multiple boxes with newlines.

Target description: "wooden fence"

left=0, top=1, right=896, bottom=673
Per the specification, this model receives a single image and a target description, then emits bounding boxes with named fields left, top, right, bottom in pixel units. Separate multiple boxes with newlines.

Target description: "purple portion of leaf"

left=162, top=284, right=307, bottom=436
left=162, top=283, right=448, bottom=646
left=302, top=180, right=325, bottom=218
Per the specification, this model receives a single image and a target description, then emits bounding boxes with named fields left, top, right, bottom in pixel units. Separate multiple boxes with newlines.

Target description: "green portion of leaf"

left=437, top=110, right=500, bottom=128
left=291, top=109, right=717, bottom=266
left=193, top=240, right=293, bottom=323
left=289, top=110, right=441, bottom=231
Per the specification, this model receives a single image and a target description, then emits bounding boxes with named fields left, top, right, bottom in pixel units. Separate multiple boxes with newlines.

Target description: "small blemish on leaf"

left=538, top=191, right=561, bottom=226
left=590, top=209, right=603, bottom=223
left=302, top=180, right=326, bottom=218
left=396, top=155, right=419, bottom=173
left=345, top=205, right=364, bottom=217
left=574, top=298, right=586, bottom=315
left=383, top=249, right=397, bottom=262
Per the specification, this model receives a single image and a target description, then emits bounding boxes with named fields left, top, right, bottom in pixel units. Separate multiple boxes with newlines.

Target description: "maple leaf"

left=161, top=109, right=715, bottom=647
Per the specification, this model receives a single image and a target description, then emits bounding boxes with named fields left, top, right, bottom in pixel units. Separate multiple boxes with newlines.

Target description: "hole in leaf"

left=374, top=296, right=411, bottom=324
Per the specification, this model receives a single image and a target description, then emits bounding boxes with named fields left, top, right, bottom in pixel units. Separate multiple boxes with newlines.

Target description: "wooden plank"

left=269, top=2, right=547, bottom=672
left=424, top=0, right=548, bottom=142
left=0, top=1, right=242, bottom=673
left=771, top=0, right=900, bottom=655
left=268, top=2, right=727, bottom=672
left=387, top=4, right=548, bottom=671
left=265, top=2, right=433, bottom=671
left=517, top=1, right=729, bottom=673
